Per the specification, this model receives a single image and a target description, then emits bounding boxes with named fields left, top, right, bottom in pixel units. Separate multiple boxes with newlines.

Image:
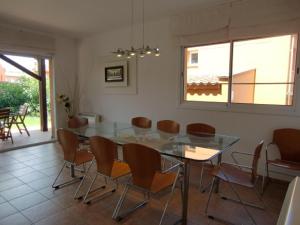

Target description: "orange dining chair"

left=205, top=141, right=265, bottom=225
left=74, top=136, right=131, bottom=204
left=157, top=120, right=180, bottom=135
left=67, top=116, right=89, bottom=128
left=186, top=123, right=216, bottom=191
left=112, top=143, right=182, bottom=225
left=263, top=128, right=300, bottom=190
left=67, top=116, right=89, bottom=147
left=131, top=117, right=152, bottom=129
left=52, top=129, right=94, bottom=190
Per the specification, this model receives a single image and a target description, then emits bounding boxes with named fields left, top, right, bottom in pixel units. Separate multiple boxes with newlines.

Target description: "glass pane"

left=185, top=43, right=230, bottom=103
left=232, top=34, right=297, bottom=105
left=4, top=55, right=38, bottom=75
left=231, top=84, right=294, bottom=105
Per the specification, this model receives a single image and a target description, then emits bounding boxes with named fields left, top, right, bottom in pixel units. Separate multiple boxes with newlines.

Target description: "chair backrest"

left=0, top=108, right=11, bottom=129
left=273, top=128, right=300, bottom=162
left=186, top=123, right=215, bottom=137
left=131, top=117, right=152, bottom=129
left=67, top=116, right=88, bottom=128
left=157, top=120, right=180, bottom=134
left=89, top=136, right=117, bottom=176
left=251, top=140, right=264, bottom=183
left=18, top=104, right=28, bottom=116
left=57, top=128, right=79, bottom=162
left=123, top=143, right=161, bottom=190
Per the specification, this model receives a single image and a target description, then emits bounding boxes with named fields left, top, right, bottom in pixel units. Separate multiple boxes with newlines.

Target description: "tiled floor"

left=0, top=128, right=53, bottom=152
left=0, top=143, right=287, bottom=225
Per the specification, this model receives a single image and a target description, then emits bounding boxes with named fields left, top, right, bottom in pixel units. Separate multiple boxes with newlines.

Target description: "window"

left=190, top=52, right=198, bottom=64
left=183, top=34, right=298, bottom=106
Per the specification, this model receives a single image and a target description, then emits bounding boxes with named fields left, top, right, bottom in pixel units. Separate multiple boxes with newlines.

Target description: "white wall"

left=0, top=24, right=78, bottom=130
left=78, top=1, right=300, bottom=180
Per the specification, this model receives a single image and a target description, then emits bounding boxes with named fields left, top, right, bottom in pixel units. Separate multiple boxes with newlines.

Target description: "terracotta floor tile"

left=17, top=171, right=46, bottom=183
left=0, top=202, right=18, bottom=220
left=0, top=178, right=24, bottom=192
left=22, top=200, right=63, bottom=223
left=9, top=192, right=48, bottom=211
left=0, top=213, right=31, bottom=225
left=0, top=184, right=35, bottom=201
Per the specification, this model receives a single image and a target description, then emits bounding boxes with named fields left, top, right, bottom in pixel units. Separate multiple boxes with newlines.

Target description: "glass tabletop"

left=70, top=121, right=240, bottom=161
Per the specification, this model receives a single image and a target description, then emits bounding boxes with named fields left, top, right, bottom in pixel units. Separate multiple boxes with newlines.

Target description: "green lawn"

left=23, top=116, right=52, bottom=127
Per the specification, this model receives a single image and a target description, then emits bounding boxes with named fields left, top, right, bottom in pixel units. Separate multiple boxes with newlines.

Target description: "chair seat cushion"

left=110, top=161, right=131, bottom=178
left=74, top=150, right=94, bottom=165
left=268, top=159, right=300, bottom=170
left=212, top=163, right=254, bottom=188
left=150, top=171, right=177, bottom=193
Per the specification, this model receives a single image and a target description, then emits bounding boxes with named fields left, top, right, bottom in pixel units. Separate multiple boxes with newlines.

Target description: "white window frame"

left=179, top=34, right=300, bottom=116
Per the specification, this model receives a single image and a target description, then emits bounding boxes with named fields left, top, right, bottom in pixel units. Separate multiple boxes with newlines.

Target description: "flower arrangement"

left=57, top=94, right=73, bottom=118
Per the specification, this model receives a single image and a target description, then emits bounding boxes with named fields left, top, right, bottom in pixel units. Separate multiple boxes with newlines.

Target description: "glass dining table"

left=70, top=121, right=240, bottom=225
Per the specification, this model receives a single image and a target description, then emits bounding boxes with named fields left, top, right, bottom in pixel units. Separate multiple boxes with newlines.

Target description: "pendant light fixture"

left=112, top=0, right=160, bottom=58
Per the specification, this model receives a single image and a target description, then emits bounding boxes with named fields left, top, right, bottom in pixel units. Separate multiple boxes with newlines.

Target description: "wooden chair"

left=157, top=120, right=180, bottom=134
left=263, top=128, right=300, bottom=190
left=11, top=104, right=30, bottom=136
left=52, top=129, right=94, bottom=190
left=0, top=107, right=13, bottom=143
left=186, top=123, right=216, bottom=191
left=113, top=143, right=182, bottom=225
left=67, top=116, right=88, bottom=128
left=131, top=117, right=152, bottom=129
left=67, top=116, right=89, bottom=146
left=74, top=136, right=131, bottom=204
left=205, top=141, right=264, bottom=225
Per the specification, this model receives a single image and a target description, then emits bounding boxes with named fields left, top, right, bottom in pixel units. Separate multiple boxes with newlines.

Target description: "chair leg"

left=159, top=168, right=180, bottom=225
left=112, top=184, right=130, bottom=219
left=52, top=162, right=83, bottom=189
left=262, top=163, right=270, bottom=194
left=83, top=173, right=98, bottom=203
left=74, top=161, right=94, bottom=199
left=205, top=177, right=216, bottom=215
left=226, top=181, right=257, bottom=225
left=199, top=163, right=204, bottom=190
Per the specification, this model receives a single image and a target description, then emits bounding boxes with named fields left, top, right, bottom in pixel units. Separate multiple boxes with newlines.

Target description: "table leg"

left=70, top=165, right=75, bottom=178
left=214, top=154, right=222, bottom=193
left=182, top=159, right=190, bottom=225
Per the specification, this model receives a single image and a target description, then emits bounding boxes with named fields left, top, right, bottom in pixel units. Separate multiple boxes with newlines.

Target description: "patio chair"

left=205, top=141, right=265, bottom=225
left=11, top=104, right=30, bottom=136
left=263, top=128, right=300, bottom=191
left=0, top=107, right=13, bottom=143
left=112, top=143, right=182, bottom=225
left=52, top=128, right=94, bottom=190
left=186, top=123, right=216, bottom=191
left=74, top=136, right=131, bottom=204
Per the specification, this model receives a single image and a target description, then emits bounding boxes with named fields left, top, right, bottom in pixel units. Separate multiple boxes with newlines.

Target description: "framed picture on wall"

left=104, top=60, right=128, bottom=87
left=105, top=66, right=124, bottom=82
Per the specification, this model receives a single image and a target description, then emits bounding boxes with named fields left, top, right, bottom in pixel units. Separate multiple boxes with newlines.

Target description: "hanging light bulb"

left=112, top=0, right=159, bottom=58
left=126, top=52, right=131, bottom=59
left=129, top=46, right=136, bottom=56
left=145, top=46, right=152, bottom=55
left=139, top=49, right=145, bottom=58
left=154, top=48, right=160, bottom=56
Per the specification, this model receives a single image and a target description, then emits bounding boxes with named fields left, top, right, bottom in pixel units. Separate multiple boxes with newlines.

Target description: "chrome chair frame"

left=262, top=142, right=300, bottom=191
left=205, top=150, right=265, bottom=225
left=74, top=159, right=130, bottom=204
left=112, top=161, right=183, bottom=225
left=52, top=160, right=91, bottom=189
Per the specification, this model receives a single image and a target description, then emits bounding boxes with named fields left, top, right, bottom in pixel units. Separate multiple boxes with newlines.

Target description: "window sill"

left=178, top=101, right=300, bottom=118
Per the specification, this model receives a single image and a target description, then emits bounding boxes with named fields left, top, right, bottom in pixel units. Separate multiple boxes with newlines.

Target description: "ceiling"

left=0, top=0, right=230, bottom=38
